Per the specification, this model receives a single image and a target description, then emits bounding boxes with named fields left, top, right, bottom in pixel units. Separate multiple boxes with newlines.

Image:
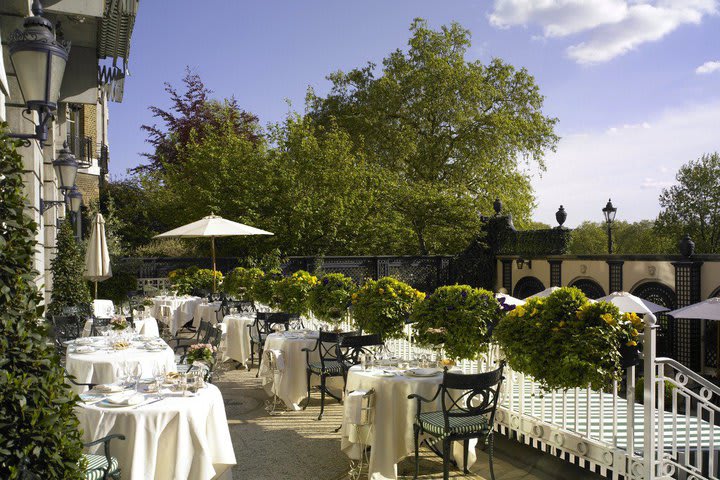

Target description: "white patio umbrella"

left=596, top=291, right=670, bottom=314
left=154, top=213, right=273, bottom=292
left=84, top=213, right=112, bottom=298
left=495, top=293, right=525, bottom=307
left=667, top=297, right=720, bottom=320
left=528, top=286, right=560, bottom=299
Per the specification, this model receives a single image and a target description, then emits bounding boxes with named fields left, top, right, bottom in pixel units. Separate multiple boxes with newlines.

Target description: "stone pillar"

left=672, top=260, right=703, bottom=370
left=607, top=260, right=624, bottom=293
left=549, top=260, right=562, bottom=287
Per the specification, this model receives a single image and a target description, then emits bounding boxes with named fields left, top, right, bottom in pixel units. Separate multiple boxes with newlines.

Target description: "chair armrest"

left=83, top=433, right=126, bottom=448
left=408, top=386, right=441, bottom=417
left=65, top=370, right=96, bottom=389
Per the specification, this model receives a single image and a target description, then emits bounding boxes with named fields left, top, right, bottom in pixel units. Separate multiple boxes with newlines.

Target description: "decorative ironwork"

left=66, top=134, right=93, bottom=167
left=672, top=262, right=703, bottom=370
left=549, top=260, right=562, bottom=287
left=569, top=278, right=605, bottom=299
left=501, top=260, right=512, bottom=293
left=632, top=281, right=678, bottom=361
left=512, top=276, right=545, bottom=299
left=607, top=260, right=624, bottom=293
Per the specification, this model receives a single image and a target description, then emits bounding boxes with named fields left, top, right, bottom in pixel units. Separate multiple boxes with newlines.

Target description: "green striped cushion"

left=83, top=453, right=119, bottom=480
left=417, top=411, right=490, bottom=436
left=308, top=360, right=344, bottom=375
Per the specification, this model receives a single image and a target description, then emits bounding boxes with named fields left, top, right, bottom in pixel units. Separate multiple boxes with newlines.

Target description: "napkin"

left=75, top=345, right=96, bottom=353
left=94, top=384, right=123, bottom=394
left=259, top=349, right=285, bottom=378
left=346, top=390, right=369, bottom=425
left=107, top=393, right=144, bottom=406
left=75, top=338, right=94, bottom=346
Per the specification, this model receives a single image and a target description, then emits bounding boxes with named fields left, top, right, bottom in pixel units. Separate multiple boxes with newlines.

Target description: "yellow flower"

left=515, top=306, right=526, bottom=317
left=631, top=328, right=639, bottom=337
left=552, top=327, right=559, bottom=332
left=626, top=340, right=637, bottom=347
left=535, top=322, right=541, bottom=327
left=559, top=321, right=566, bottom=327
left=531, top=308, right=538, bottom=316
left=378, top=288, right=385, bottom=295
left=601, top=313, right=616, bottom=326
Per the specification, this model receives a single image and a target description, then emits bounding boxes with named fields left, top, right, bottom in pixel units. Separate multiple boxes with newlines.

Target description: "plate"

left=94, top=384, right=124, bottom=394
left=74, top=346, right=96, bottom=354
left=75, top=338, right=95, bottom=346
left=372, top=371, right=396, bottom=377
left=406, top=368, right=441, bottom=377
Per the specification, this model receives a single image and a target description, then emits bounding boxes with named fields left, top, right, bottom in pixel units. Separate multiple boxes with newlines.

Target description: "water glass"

left=152, top=364, right=166, bottom=396
left=178, top=373, right=188, bottom=396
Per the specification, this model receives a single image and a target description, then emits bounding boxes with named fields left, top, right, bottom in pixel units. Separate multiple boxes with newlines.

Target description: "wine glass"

left=115, top=361, right=128, bottom=387
left=130, top=363, right=142, bottom=391
left=152, top=364, right=166, bottom=398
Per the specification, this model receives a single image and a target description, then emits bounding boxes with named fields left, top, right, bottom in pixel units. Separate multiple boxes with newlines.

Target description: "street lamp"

left=52, top=142, right=79, bottom=191
left=602, top=198, right=617, bottom=254
left=66, top=185, right=83, bottom=214
left=7, top=0, right=71, bottom=146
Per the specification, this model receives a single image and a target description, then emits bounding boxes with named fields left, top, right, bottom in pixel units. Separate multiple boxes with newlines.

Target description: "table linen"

left=82, top=317, right=159, bottom=338
left=93, top=299, right=115, bottom=318
left=193, top=301, right=223, bottom=328
left=76, top=384, right=236, bottom=480
left=223, top=314, right=255, bottom=364
left=341, top=366, right=477, bottom=480
left=152, top=296, right=202, bottom=335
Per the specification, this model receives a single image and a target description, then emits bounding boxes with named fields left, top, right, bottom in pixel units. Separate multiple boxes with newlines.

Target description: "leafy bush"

left=309, top=273, right=356, bottom=324
left=251, top=269, right=283, bottom=306
left=273, top=270, right=318, bottom=315
left=222, top=267, right=263, bottom=301
left=352, top=277, right=425, bottom=339
left=635, top=376, right=676, bottom=405
left=168, top=266, right=223, bottom=295
left=46, top=220, right=92, bottom=318
left=0, top=129, right=85, bottom=478
left=493, top=287, right=643, bottom=391
left=95, top=258, right=139, bottom=306
left=133, top=238, right=199, bottom=257
left=411, top=285, right=501, bottom=360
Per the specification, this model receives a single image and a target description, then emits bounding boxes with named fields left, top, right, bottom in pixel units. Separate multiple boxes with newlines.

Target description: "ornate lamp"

left=602, top=198, right=617, bottom=254
left=8, top=0, right=71, bottom=146
left=66, top=185, right=83, bottom=213
left=52, top=142, right=79, bottom=191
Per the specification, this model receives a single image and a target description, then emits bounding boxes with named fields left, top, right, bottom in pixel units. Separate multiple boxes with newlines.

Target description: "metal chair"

left=249, top=312, right=291, bottom=375
left=90, top=316, right=111, bottom=336
left=170, top=319, right=212, bottom=356
left=302, top=330, right=344, bottom=420
left=82, top=434, right=125, bottom=480
left=65, top=369, right=97, bottom=390
left=337, top=333, right=384, bottom=386
left=49, top=315, right=83, bottom=357
left=408, top=363, right=505, bottom=480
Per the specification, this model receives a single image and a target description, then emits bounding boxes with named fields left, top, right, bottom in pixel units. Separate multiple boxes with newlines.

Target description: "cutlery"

left=133, top=397, right=164, bottom=409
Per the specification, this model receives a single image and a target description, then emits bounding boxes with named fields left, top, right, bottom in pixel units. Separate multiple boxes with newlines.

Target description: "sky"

left=108, top=0, right=720, bottom=228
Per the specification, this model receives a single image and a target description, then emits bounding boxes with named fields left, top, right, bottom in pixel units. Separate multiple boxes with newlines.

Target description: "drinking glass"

left=115, top=361, right=128, bottom=387
left=130, top=363, right=142, bottom=391
left=178, top=373, right=188, bottom=396
left=152, top=364, right=166, bottom=398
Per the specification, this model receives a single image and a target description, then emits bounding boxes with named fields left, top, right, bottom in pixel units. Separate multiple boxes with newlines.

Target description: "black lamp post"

left=602, top=198, right=617, bottom=254
left=7, top=0, right=71, bottom=146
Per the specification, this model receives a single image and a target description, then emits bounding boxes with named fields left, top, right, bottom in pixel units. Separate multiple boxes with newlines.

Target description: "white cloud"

left=530, top=99, right=720, bottom=226
left=696, top=60, right=720, bottom=74
left=489, top=0, right=718, bottom=64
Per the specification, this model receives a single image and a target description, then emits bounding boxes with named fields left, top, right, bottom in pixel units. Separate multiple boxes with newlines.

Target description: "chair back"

left=90, top=316, right=111, bottom=336
left=440, top=363, right=505, bottom=427
left=338, top=333, right=383, bottom=366
left=50, top=315, right=83, bottom=350
left=255, top=312, right=291, bottom=337
left=236, top=301, right=255, bottom=314
left=316, top=330, right=342, bottom=367
left=197, top=320, right=213, bottom=343
left=207, top=325, right=223, bottom=349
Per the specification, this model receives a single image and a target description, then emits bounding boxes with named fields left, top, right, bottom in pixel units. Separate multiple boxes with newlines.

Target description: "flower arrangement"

left=222, top=267, right=264, bottom=301
left=109, top=316, right=128, bottom=331
left=411, top=285, right=501, bottom=361
left=272, top=270, right=319, bottom=315
left=168, top=266, right=223, bottom=295
left=351, top=277, right=425, bottom=339
left=308, top=273, right=357, bottom=324
left=251, top=269, right=283, bottom=307
left=186, top=343, right=216, bottom=365
left=493, top=287, right=645, bottom=391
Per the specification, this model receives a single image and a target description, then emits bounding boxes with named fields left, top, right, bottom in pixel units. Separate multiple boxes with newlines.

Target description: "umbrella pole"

left=94, top=281, right=98, bottom=299
left=211, top=236, right=217, bottom=293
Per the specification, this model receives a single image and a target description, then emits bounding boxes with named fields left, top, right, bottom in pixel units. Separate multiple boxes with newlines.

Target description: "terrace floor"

left=213, top=364, right=604, bottom=480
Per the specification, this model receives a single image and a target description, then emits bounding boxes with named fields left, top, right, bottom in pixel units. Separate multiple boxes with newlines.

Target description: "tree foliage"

left=47, top=220, right=92, bottom=318
left=0, top=127, right=84, bottom=478
left=657, top=152, right=720, bottom=253
left=568, top=220, right=674, bottom=255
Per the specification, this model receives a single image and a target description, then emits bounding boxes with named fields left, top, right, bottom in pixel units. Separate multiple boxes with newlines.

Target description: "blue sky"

left=109, top=0, right=720, bottom=227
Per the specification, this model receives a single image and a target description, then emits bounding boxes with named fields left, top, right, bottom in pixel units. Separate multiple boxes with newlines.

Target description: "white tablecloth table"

left=341, top=367, right=477, bottom=480
left=76, top=384, right=236, bottom=480
left=152, top=296, right=202, bottom=335
left=223, top=314, right=255, bottom=364
left=93, top=299, right=115, bottom=318
left=65, top=338, right=176, bottom=393
left=82, top=317, right=159, bottom=338
left=260, top=331, right=343, bottom=410
left=193, top=301, right=223, bottom=327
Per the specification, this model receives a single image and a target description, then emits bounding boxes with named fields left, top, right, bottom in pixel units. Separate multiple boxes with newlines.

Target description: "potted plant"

left=186, top=343, right=216, bottom=366
left=109, top=316, right=129, bottom=331
left=351, top=277, right=425, bottom=339
left=251, top=269, right=283, bottom=308
left=308, top=273, right=356, bottom=326
left=272, top=270, right=318, bottom=316
left=411, top=285, right=501, bottom=361
left=223, top=267, right=263, bottom=301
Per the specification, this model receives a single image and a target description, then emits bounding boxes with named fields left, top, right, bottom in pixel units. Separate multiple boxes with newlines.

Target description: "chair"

left=249, top=313, right=291, bottom=374
left=170, top=320, right=212, bottom=357
left=337, top=333, right=384, bottom=385
left=65, top=369, right=97, bottom=390
left=50, top=315, right=83, bottom=356
left=82, top=434, right=125, bottom=480
left=408, top=363, right=505, bottom=480
left=302, top=330, right=345, bottom=420
left=90, top=316, right=111, bottom=336
left=181, top=325, right=223, bottom=382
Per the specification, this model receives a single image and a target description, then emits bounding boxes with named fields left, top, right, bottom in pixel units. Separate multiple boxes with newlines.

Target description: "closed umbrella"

left=84, top=213, right=112, bottom=298
left=528, top=287, right=560, bottom=299
left=669, top=298, right=720, bottom=376
left=154, top=213, right=273, bottom=292
left=596, top=291, right=670, bottom=314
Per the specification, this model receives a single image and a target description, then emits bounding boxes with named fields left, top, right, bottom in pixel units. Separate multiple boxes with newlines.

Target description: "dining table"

left=222, top=313, right=256, bottom=365
left=193, top=301, right=223, bottom=328
left=81, top=316, right=159, bottom=338
left=76, top=383, right=236, bottom=480
left=340, top=365, right=477, bottom=480
left=152, top=295, right=202, bottom=335
left=65, top=336, right=176, bottom=393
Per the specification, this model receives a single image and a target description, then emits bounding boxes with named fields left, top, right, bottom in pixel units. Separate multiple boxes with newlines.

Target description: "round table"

left=82, top=317, right=159, bottom=338
left=76, top=384, right=236, bottom=480
left=223, top=314, right=255, bottom=364
left=65, top=337, right=176, bottom=393
left=340, top=366, right=477, bottom=480
left=260, top=331, right=343, bottom=410
left=193, top=301, right=223, bottom=328
left=152, top=296, right=202, bottom=335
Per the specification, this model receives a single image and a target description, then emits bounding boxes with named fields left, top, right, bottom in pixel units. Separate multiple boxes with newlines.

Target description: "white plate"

left=74, top=346, right=96, bottom=354
left=75, top=338, right=95, bottom=346
left=94, top=384, right=124, bottom=394
left=406, top=368, right=441, bottom=377
left=372, top=371, right=396, bottom=377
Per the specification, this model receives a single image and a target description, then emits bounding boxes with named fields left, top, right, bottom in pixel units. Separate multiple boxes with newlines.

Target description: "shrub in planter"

left=635, top=376, right=676, bottom=406
left=309, top=273, right=356, bottom=324
left=494, top=287, right=642, bottom=391
left=168, top=266, right=223, bottom=295
left=47, top=220, right=92, bottom=318
left=0, top=130, right=84, bottom=478
left=222, top=267, right=263, bottom=301
left=352, top=277, right=425, bottom=339
left=251, top=269, right=283, bottom=307
left=273, top=270, right=318, bottom=316
left=411, top=285, right=501, bottom=361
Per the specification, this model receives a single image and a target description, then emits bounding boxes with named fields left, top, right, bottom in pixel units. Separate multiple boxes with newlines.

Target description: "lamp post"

left=7, top=0, right=71, bottom=146
left=602, top=198, right=617, bottom=254
left=66, top=186, right=83, bottom=240
left=52, top=142, right=79, bottom=191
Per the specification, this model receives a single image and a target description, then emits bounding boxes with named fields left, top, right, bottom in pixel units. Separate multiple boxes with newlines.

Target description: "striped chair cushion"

left=83, top=453, right=119, bottom=480
left=417, top=411, right=490, bottom=436
left=308, top=360, right=344, bottom=375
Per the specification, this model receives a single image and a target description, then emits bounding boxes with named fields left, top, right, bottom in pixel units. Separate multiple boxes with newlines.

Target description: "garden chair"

left=49, top=315, right=83, bottom=357
left=64, top=369, right=97, bottom=390
left=249, top=312, right=291, bottom=375
left=180, top=325, right=223, bottom=382
left=170, top=319, right=212, bottom=358
left=90, top=316, right=111, bottom=336
left=302, top=330, right=344, bottom=420
left=337, top=333, right=384, bottom=386
left=408, top=363, right=505, bottom=480
left=82, top=434, right=125, bottom=480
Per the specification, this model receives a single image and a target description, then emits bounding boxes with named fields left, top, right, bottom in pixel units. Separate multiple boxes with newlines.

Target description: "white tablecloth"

left=223, top=314, right=255, bottom=364
left=152, top=296, right=202, bottom=335
left=65, top=338, right=176, bottom=393
left=194, top=302, right=223, bottom=328
left=260, top=332, right=343, bottom=410
left=341, top=367, right=477, bottom=480
left=76, top=384, right=236, bottom=480
left=82, top=317, right=159, bottom=338
left=93, top=299, right=115, bottom=318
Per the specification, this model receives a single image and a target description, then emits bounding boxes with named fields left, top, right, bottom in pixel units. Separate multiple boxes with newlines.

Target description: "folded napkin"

left=75, top=345, right=96, bottom=353
left=107, top=393, right=144, bottom=406
left=259, top=349, right=285, bottom=379
left=94, top=384, right=124, bottom=394
left=346, top=390, right=370, bottom=425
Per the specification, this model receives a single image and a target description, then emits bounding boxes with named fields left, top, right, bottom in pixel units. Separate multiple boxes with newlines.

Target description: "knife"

left=133, top=397, right=164, bottom=409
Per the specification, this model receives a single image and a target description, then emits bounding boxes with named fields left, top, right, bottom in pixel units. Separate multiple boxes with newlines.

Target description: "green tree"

left=568, top=220, right=674, bottom=254
left=308, top=18, right=558, bottom=253
left=0, top=128, right=84, bottom=478
left=48, top=220, right=92, bottom=317
left=657, top=152, right=720, bottom=253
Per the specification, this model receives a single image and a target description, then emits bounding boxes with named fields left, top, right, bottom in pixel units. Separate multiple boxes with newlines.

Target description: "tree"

left=568, top=220, right=674, bottom=254
left=657, top=152, right=720, bottom=253
left=307, top=18, right=558, bottom=253
left=100, top=177, right=157, bottom=251
left=47, top=220, right=92, bottom=317
left=0, top=128, right=84, bottom=478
